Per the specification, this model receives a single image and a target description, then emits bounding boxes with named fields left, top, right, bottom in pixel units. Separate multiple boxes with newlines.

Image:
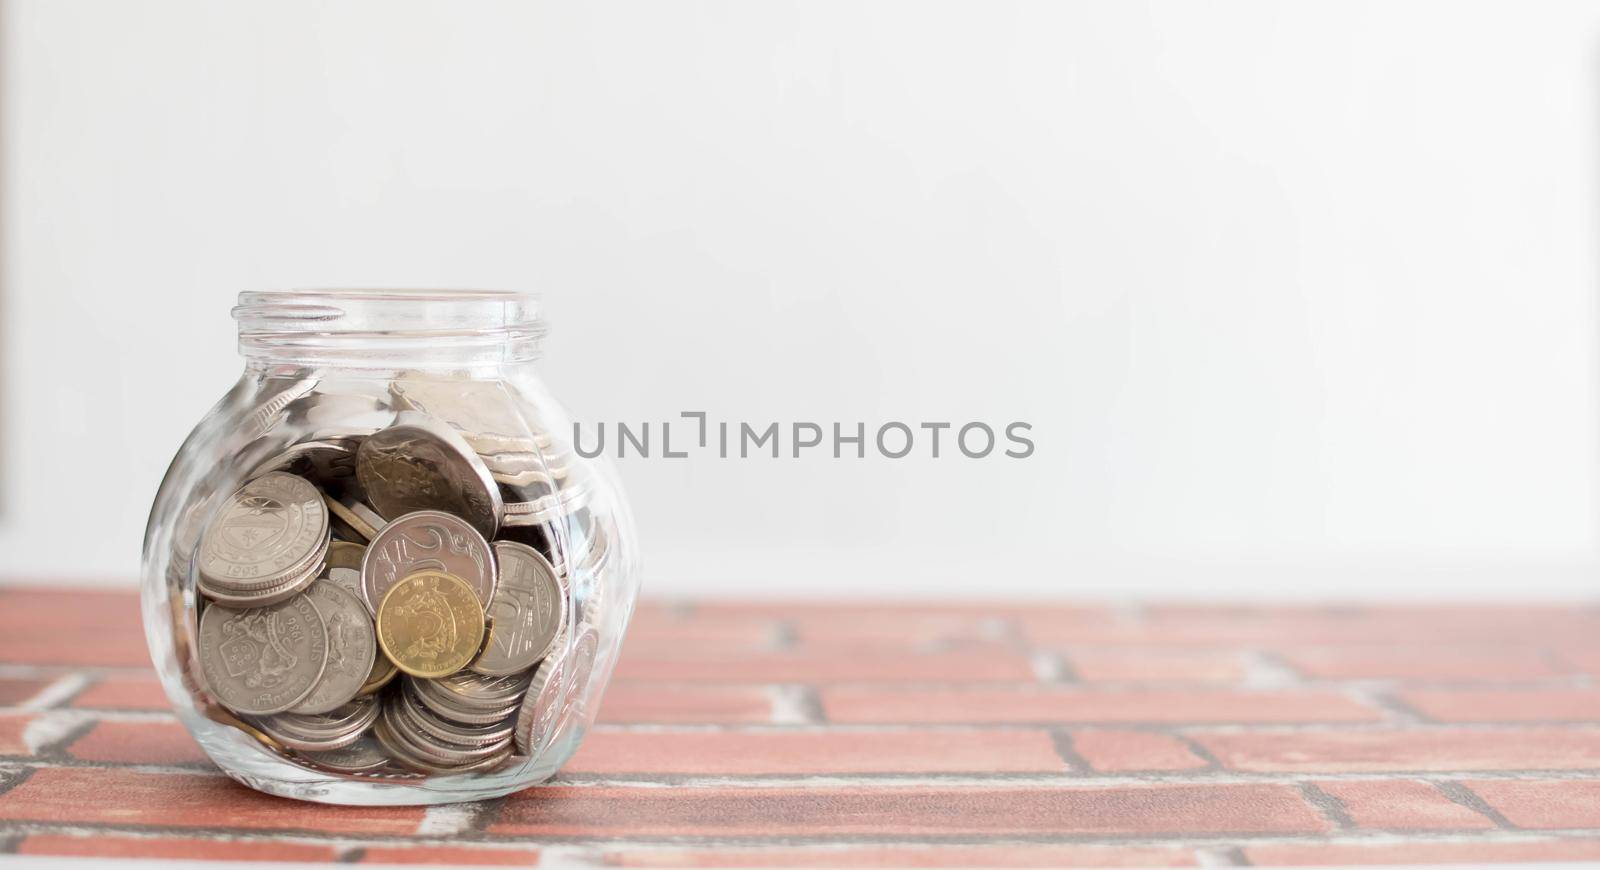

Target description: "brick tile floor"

left=0, top=588, right=1596, bottom=866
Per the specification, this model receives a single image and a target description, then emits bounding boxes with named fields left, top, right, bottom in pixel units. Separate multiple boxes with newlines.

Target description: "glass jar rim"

left=234, top=288, right=546, bottom=367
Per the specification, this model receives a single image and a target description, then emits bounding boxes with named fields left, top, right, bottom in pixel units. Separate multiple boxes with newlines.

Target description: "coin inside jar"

left=252, top=437, right=364, bottom=501
left=360, top=510, right=496, bottom=615
left=197, top=594, right=329, bottom=716
left=389, top=375, right=551, bottom=457
left=198, top=472, right=329, bottom=589
left=376, top=571, right=486, bottom=679
left=324, top=540, right=366, bottom=597
left=289, top=580, right=378, bottom=714
left=472, top=541, right=567, bottom=676
left=356, top=411, right=503, bottom=539
left=324, top=493, right=381, bottom=542
left=298, top=732, right=390, bottom=773
left=514, top=626, right=596, bottom=756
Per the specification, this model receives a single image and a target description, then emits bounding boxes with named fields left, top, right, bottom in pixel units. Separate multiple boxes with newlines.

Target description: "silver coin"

left=373, top=716, right=464, bottom=774
left=378, top=698, right=511, bottom=769
left=346, top=499, right=388, bottom=530
left=492, top=466, right=575, bottom=490
left=479, top=448, right=573, bottom=478
left=327, top=567, right=362, bottom=597
left=198, top=472, right=329, bottom=588
left=324, top=493, right=380, bottom=542
left=356, top=411, right=503, bottom=539
left=256, top=697, right=378, bottom=751
left=410, top=674, right=526, bottom=725
left=514, top=627, right=597, bottom=755
left=472, top=542, right=567, bottom=676
left=197, top=553, right=322, bottom=607
left=282, top=391, right=394, bottom=442
left=289, top=581, right=378, bottom=714
left=242, top=378, right=319, bottom=438
left=324, top=541, right=366, bottom=596
left=397, top=685, right=516, bottom=747
left=198, top=593, right=329, bottom=716
left=299, top=733, right=389, bottom=773
left=389, top=376, right=553, bottom=455
left=360, top=510, right=496, bottom=614
left=276, top=695, right=380, bottom=738
left=550, top=627, right=599, bottom=746
left=501, top=485, right=592, bottom=529
left=433, top=670, right=533, bottom=704
left=253, top=438, right=363, bottom=501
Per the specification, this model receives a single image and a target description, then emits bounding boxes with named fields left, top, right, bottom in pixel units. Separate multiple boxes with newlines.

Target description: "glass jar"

left=140, top=289, right=638, bottom=805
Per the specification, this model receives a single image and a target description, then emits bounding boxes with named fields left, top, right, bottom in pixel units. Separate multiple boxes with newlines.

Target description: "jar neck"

left=234, top=289, right=545, bottom=372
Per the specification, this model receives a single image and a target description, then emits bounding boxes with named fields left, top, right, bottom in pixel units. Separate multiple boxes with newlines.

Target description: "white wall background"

left=2, top=0, right=1597, bottom=599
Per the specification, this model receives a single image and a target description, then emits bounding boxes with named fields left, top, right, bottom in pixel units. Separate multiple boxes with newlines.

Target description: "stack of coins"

left=187, top=393, right=608, bottom=779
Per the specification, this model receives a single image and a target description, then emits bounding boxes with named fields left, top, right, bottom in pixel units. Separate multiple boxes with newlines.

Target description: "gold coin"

left=325, top=540, right=365, bottom=572
left=359, top=652, right=399, bottom=695
left=376, top=571, right=486, bottom=679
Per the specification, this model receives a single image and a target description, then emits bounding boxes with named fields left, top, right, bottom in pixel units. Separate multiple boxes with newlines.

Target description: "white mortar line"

left=18, top=673, right=91, bottom=711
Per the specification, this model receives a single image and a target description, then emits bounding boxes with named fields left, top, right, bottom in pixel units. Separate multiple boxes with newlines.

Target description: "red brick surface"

left=594, top=684, right=774, bottom=724
left=492, top=784, right=1330, bottom=837
left=1195, top=728, right=1600, bottom=772
left=1067, top=730, right=1209, bottom=772
left=1467, top=778, right=1600, bottom=828
left=0, top=767, right=425, bottom=834
left=18, top=833, right=341, bottom=861
left=1311, top=780, right=1494, bottom=830
left=604, top=845, right=1199, bottom=866
left=0, top=587, right=1595, bottom=866
left=567, top=729, right=1066, bottom=776
left=66, top=719, right=209, bottom=766
left=70, top=672, right=167, bottom=710
left=1245, top=839, right=1600, bottom=866
left=357, top=845, right=543, bottom=865
left=821, top=686, right=1380, bottom=724
left=1399, top=687, right=1600, bottom=721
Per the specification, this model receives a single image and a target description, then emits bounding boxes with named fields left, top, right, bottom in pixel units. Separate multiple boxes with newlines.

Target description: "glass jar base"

left=192, top=713, right=579, bottom=806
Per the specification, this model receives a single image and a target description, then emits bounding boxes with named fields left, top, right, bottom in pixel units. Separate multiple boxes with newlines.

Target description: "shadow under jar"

left=141, top=289, right=638, bottom=805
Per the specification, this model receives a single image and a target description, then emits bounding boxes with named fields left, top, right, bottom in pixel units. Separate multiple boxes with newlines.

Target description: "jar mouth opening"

left=234, top=288, right=546, bottom=367
left=241, top=288, right=531, bottom=304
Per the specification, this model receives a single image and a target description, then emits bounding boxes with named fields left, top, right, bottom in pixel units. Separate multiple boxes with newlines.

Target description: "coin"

left=299, top=733, right=389, bottom=773
left=480, top=448, right=572, bottom=477
left=358, top=651, right=399, bottom=696
left=514, top=626, right=597, bottom=756
left=501, top=484, right=591, bottom=528
left=375, top=694, right=512, bottom=774
left=410, top=671, right=529, bottom=724
left=241, top=378, right=319, bottom=438
left=282, top=391, right=394, bottom=442
left=324, top=541, right=366, bottom=597
left=198, top=472, right=329, bottom=588
left=434, top=669, right=533, bottom=701
left=472, top=542, right=567, bottom=676
left=357, top=412, right=503, bottom=539
left=290, top=581, right=377, bottom=714
left=376, top=571, right=486, bottom=679
left=254, top=696, right=379, bottom=751
left=361, top=510, right=496, bottom=614
left=253, top=438, right=363, bottom=501
left=197, top=554, right=322, bottom=607
left=346, top=499, right=387, bottom=530
left=396, top=684, right=515, bottom=747
left=198, top=593, right=329, bottom=715
left=546, top=627, right=598, bottom=751
left=324, top=493, right=379, bottom=542
left=389, top=376, right=552, bottom=456
left=326, top=540, right=365, bottom=572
